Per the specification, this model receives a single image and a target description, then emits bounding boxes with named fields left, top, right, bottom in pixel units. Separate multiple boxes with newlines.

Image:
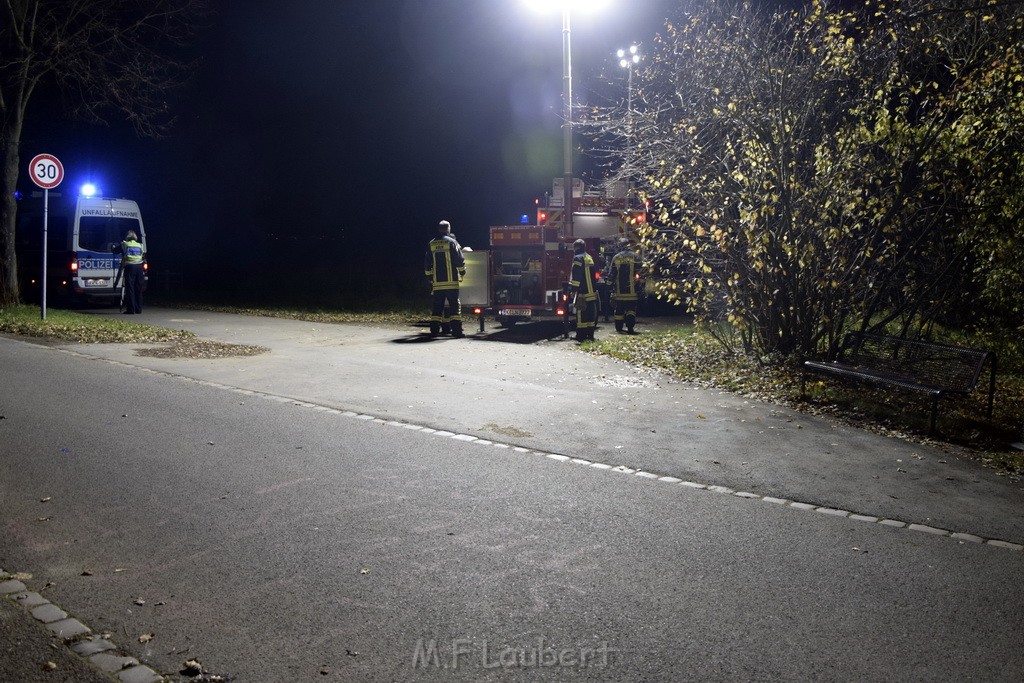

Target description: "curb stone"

left=1, top=568, right=167, bottom=682
left=364, top=406, right=1024, bottom=553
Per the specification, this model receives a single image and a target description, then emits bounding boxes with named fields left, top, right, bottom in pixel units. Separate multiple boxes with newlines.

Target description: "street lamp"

left=617, top=44, right=639, bottom=115
left=617, top=44, right=640, bottom=209
left=526, top=1, right=609, bottom=238
left=558, top=5, right=573, bottom=238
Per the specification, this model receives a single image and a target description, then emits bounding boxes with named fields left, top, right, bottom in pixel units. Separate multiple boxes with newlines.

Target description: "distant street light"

left=617, top=44, right=640, bottom=115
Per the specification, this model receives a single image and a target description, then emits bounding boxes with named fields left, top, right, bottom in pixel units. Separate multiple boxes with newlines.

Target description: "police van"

left=16, top=191, right=148, bottom=305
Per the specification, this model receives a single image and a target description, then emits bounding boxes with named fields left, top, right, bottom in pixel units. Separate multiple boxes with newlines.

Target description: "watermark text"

left=412, top=637, right=618, bottom=670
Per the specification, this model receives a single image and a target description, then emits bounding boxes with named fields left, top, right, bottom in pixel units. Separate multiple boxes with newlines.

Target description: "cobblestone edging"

left=64, top=347, right=1024, bottom=555
left=441, top=436, right=1023, bottom=552
left=0, top=574, right=165, bottom=683
left=235, top=387, right=1024, bottom=554
left=7, top=348, right=1022, bottom=681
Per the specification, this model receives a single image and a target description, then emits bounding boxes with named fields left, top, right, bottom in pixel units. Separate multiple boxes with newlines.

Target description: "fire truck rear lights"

left=556, top=308, right=566, bottom=316
left=473, top=307, right=483, bottom=315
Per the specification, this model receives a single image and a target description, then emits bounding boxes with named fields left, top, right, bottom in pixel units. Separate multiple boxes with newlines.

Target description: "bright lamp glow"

left=524, top=0, right=609, bottom=12
left=80, top=183, right=98, bottom=197
left=618, top=45, right=640, bottom=68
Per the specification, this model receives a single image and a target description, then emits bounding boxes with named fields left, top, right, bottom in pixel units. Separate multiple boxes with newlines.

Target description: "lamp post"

left=617, top=44, right=640, bottom=210
left=617, top=44, right=639, bottom=115
left=560, top=6, right=573, bottom=238
left=527, top=1, right=609, bottom=237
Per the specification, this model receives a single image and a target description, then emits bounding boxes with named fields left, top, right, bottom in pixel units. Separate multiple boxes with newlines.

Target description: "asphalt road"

left=1, top=310, right=1023, bottom=681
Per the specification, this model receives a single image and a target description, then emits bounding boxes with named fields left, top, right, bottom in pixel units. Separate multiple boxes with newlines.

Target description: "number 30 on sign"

left=28, top=154, right=64, bottom=189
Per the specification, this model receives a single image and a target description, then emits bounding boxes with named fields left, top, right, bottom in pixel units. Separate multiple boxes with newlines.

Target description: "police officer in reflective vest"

left=424, top=220, right=465, bottom=338
left=569, top=238, right=599, bottom=342
left=610, top=238, right=641, bottom=333
left=120, top=230, right=145, bottom=314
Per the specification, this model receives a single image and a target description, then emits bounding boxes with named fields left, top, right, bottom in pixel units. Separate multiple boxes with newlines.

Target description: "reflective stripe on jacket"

left=425, top=236, right=465, bottom=291
left=570, top=252, right=597, bottom=302
left=610, top=249, right=639, bottom=300
left=122, top=240, right=145, bottom=265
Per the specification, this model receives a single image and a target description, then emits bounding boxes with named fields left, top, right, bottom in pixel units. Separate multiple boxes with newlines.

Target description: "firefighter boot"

left=451, top=321, right=465, bottom=338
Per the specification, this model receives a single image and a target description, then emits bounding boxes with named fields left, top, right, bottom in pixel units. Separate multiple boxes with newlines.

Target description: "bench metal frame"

left=801, top=331, right=997, bottom=435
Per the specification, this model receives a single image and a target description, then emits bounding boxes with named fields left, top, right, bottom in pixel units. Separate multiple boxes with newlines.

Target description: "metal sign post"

left=27, top=154, right=64, bottom=320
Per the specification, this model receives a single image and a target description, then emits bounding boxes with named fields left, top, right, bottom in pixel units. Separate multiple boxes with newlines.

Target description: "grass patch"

left=160, top=300, right=422, bottom=326
left=591, top=322, right=1024, bottom=474
left=0, top=304, right=194, bottom=344
left=0, top=304, right=269, bottom=359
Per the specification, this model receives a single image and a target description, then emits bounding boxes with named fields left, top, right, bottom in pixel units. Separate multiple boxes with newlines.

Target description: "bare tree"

left=0, top=0, right=207, bottom=306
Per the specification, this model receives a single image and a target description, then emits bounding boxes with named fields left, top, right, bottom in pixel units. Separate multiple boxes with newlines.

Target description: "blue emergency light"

left=520, top=214, right=529, bottom=224
left=80, top=183, right=98, bottom=197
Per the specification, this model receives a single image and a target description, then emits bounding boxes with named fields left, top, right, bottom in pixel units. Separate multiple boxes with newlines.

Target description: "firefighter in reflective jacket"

left=610, top=238, right=641, bottom=333
left=569, top=238, right=599, bottom=342
left=424, top=220, right=466, bottom=338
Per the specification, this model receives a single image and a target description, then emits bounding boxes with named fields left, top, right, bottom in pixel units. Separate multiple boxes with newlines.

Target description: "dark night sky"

left=19, top=0, right=680, bottom=300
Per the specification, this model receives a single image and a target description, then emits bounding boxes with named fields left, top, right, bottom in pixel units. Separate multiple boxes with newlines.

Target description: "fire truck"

left=461, top=178, right=646, bottom=336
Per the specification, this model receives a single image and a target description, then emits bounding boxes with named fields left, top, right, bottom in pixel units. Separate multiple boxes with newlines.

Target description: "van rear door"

left=74, top=199, right=145, bottom=296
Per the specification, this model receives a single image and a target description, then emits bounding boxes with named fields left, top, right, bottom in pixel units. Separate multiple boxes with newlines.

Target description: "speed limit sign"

left=28, top=153, right=64, bottom=189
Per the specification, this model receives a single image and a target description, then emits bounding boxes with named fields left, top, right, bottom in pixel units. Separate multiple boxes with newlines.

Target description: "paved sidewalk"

left=3, top=307, right=1023, bottom=680
left=57, top=307, right=1024, bottom=545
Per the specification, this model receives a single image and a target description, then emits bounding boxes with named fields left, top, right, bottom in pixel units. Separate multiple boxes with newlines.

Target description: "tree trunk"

left=0, top=112, right=25, bottom=306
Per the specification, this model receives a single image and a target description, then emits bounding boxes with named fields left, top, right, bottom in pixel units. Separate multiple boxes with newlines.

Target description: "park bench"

left=801, top=331, right=997, bottom=435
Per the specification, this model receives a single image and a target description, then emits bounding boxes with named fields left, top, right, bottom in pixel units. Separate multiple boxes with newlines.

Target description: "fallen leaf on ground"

left=139, top=633, right=154, bottom=643
left=181, top=659, right=204, bottom=675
